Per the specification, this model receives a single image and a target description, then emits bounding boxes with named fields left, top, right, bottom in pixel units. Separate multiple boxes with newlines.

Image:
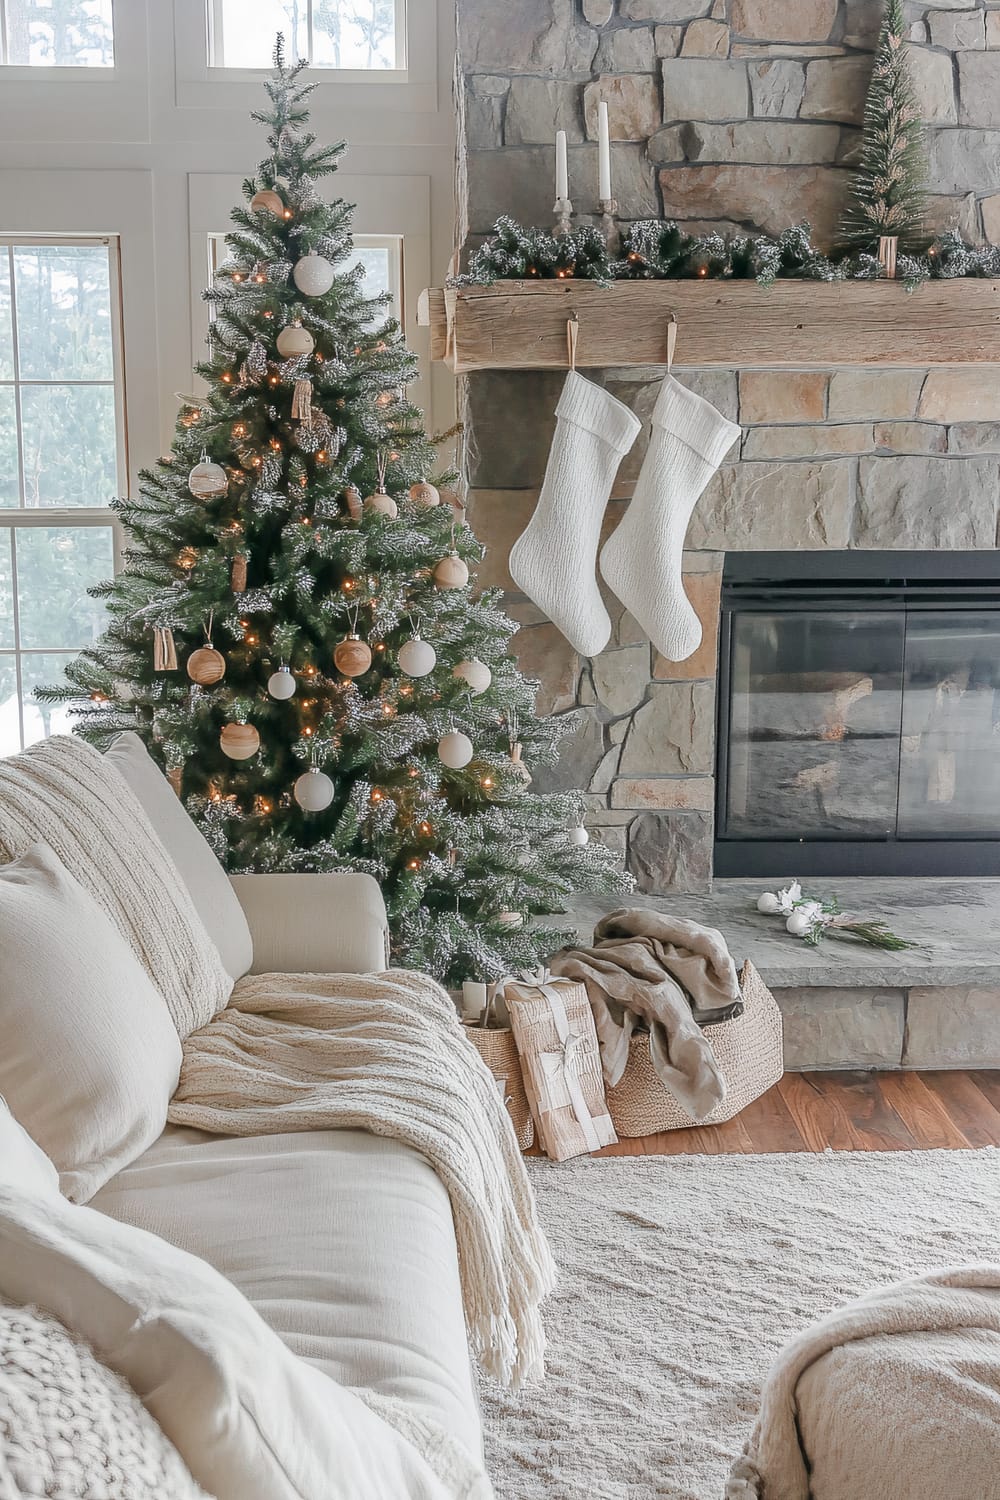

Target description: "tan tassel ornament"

left=291, top=378, right=313, bottom=425
left=231, top=552, right=248, bottom=592
left=153, top=626, right=178, bottom=672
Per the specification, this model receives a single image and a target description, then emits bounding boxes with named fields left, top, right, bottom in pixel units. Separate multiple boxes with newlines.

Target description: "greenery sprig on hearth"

left=458, top=216, right=1000, bottom=291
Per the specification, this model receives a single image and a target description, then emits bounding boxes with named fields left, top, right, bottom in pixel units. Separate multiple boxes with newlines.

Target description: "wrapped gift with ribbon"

left=502, top=969, right=617, bottom=1162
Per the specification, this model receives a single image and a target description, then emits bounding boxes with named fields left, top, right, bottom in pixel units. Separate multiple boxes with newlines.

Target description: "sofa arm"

left=229, top=872, right=390, bottom=975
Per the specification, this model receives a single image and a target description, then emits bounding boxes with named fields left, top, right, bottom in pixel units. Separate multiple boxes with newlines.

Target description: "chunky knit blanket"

left=168, top=968, right=556, bottom=1390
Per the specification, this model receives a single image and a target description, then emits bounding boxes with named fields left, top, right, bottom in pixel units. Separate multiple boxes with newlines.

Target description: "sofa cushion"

left=0, top=845, right=183, bottom=1203
left=0, top=1099, right=59, bottom=1199
left=0, top=1299, right=210, bottom=1500
left=106, top=734, right=253, bottom=983
left=0, top=736, right=232, bottom=1037
left=93, top=1125, right=482, bottom=1459
left=0, top=1181, right=477, bottom=1500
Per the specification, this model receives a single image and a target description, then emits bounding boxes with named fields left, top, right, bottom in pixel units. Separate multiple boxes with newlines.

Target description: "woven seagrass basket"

left=462, top=1022, right=534, bottom=1151
left=605, top=959, right=783, bottom=1138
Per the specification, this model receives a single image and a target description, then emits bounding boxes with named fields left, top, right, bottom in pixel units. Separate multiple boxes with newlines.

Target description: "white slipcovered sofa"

left=0, top=733, right=484, bottom=1498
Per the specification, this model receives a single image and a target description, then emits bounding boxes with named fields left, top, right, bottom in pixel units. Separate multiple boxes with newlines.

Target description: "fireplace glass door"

left=716, top=553, right=1000, bottom=876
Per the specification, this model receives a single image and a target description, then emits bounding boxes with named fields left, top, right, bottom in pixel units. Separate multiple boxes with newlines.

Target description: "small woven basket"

left=605, top=959, right=783, bottom=1138
left=462, top=1022, right=534, bottom=1151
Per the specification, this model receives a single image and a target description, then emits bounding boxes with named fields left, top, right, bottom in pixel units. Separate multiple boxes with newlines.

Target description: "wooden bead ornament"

left=220, top=722, right=260, bottom=761
left=276, top=322, right=315, bottom=359
left=250, top=188, right=285, bottom=219
left=334, top=634, right=373, bottom=678
left=438, top=729, right=474, bottom=769
left=452, top=658, right=491, bottom=695
left=294, top=767, right=335, bottom=812
left=292, top=251, right=335, bottom=297
left=187, top=645, right=226, bottom=686
left=188, top=452, right=228, bottom=500
left=434, top=552, right=469, bottom=590
left=398, top=633, right=437, bottom=678
left=409, top=481, right=440, bottom=508
left=267, top=664, right=297, bottom=700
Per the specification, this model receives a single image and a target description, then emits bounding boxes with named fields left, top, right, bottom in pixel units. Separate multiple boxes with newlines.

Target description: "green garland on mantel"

left=457, top=217, right=1000, bottom=292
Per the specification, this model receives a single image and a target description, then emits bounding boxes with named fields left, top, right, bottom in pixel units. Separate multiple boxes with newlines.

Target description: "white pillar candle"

left=597, top=100, right=612, bottom=201
left=555, top=129, right=568, bottom=201
left=461, top=979, right=488, bottom=1021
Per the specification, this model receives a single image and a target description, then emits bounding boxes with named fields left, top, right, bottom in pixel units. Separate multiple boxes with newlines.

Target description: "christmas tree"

left=45, top=44, right=629, bottom=985
left=837, top=0, right=927, bottom=254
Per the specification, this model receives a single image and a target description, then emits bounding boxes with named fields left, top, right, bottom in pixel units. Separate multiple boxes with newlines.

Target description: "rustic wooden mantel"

left=416, top=279, right=1000, bottom=372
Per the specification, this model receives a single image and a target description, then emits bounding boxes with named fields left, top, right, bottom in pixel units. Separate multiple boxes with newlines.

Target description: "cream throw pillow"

left=0, top=1186, right=472, bottom=1500
left=0, top=735, right=231, bottom=1037
left=0, top=845, right=183, bottom=1203
left=105, top=733, right=253, bottom=983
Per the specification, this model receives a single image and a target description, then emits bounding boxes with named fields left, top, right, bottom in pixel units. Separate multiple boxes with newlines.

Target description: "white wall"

left=0, top=0, right=457, bottom=495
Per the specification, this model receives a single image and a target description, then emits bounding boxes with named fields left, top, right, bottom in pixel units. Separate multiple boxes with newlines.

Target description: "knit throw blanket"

left=168, top=968, right=556, bottom=1391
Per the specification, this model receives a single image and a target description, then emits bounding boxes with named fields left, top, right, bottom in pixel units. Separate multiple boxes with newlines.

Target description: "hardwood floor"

left=592, top=1071, right=1000, bottom=1156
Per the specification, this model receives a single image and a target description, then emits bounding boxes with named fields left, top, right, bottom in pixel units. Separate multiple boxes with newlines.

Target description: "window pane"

left=0, top=530, right=13, bottom=647
left=19, top=653, right=79, bottom=748
left=213, top=0, right=308, bottom=66
left=14, top=243, right=114, bottom=381
left=19, top=384, right=117, bottom=507
left=0, top=258, right=13, bottom=380
left=312, top=0, right=397, bottom=69
left=0, top=657, right=19, bottom=756
left=5, top=0, right=114, bottom=66
left=0, top=387, right=19, bottom=505
left=15, top=524, right=113, bottom=648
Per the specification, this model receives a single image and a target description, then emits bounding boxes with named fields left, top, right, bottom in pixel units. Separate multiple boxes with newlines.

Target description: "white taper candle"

left=597, top=100, right=612, bottom=201
left=555, top=129, right=568, bottom=201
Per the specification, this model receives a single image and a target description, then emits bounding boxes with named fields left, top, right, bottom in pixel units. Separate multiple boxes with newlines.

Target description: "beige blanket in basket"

left=727, top=1264, right=1000, bottom=1500
left=550, top=908, right=742, bottom=1119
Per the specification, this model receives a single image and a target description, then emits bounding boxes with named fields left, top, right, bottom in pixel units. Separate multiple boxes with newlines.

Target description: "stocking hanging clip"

left=566, top=314, right=579, bottom=371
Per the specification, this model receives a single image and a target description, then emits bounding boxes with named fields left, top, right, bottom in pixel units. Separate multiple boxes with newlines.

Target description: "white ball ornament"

left=188, top=453, right=228, bottom=501
left=434, top=552, right=469, bottom=590
left=785, top=911, right=812, bottom=936
left=452, top=658, right=491, bottom=695
left=756, top=892, right=781, bottom=914
left=276, top=322, right=315, bottom=359
left=267, top=665, right=297, bottom=700
left=569, top=824, right=589, bottom=847
left=437, top=730, right=474, bottom=769
left=398, top=636, right=437, bottom=678
left=294, top=767, right=335, bottom=812
left=364, top=491, right=398, bottom=519
left=292, top=252, right=335, bottom=298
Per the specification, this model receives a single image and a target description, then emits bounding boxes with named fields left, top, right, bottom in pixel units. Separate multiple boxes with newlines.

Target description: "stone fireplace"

left=457, top=0, right=1000, bottom=895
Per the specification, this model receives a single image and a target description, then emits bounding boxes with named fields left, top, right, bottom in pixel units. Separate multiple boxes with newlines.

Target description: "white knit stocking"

left=599, top=375, right=740, bottom=662
left=510, top=370, right=641, bottom=658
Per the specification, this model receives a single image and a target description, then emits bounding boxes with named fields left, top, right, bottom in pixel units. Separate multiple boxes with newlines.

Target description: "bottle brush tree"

left=44, top=43, right=630, bottom=985
left=837, top=0, right=928, bottom=254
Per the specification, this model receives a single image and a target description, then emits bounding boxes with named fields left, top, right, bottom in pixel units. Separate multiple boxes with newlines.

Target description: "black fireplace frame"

left=714, top=550, right=1000, bottom=878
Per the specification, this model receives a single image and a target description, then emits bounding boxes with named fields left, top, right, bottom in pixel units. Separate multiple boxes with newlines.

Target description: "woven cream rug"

left=480, top=1150, right=1000, bottom=1500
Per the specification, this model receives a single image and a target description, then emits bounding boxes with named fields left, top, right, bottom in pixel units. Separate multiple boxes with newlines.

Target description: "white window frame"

left=0, top=0, right=115, bottom=70
left=206, top=0, right=407, bottom=73
left=0, top=233, right=126, bottom=752
left=173, top=0, right=438, bottom=115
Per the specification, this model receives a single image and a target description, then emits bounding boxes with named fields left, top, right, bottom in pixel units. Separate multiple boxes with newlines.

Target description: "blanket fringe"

left=726, top=1454, right=762, bottom=1498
